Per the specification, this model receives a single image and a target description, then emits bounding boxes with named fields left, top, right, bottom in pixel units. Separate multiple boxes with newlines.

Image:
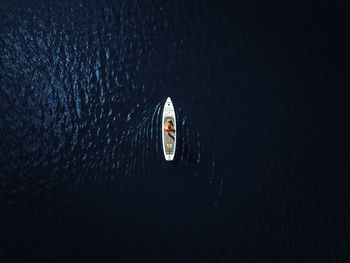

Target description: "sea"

left=0, top=0, right=348, bottom=262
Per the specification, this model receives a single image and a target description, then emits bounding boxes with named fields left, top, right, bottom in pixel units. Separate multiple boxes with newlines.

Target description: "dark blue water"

left=0, top=0, right=348, bottom=262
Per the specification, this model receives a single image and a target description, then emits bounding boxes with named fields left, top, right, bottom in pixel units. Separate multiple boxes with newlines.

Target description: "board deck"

left=162, top=97, right=176, bottom=161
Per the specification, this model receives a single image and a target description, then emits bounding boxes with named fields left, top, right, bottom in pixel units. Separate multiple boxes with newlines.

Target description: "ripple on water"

left=0, top=2, right=223, bottom=208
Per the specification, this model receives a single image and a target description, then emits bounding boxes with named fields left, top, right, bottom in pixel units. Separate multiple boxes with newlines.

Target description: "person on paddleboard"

left=164, top=120, right=175, bottom=132
left=164, top=120, right=175, bottom=140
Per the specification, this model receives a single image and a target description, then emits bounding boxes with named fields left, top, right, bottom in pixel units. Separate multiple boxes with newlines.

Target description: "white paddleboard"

left=162, top=97, right=176, bottom=161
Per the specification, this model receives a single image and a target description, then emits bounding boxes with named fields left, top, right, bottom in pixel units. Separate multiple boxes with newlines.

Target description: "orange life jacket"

left=164, top=123, right=175, bottom=132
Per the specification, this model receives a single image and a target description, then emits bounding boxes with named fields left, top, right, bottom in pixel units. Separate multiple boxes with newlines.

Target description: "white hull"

left=162, top=97, right=176, bottom=161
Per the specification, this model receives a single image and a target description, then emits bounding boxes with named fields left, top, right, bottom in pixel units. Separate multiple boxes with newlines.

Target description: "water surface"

left=0, top=0, right=348, bottom=262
